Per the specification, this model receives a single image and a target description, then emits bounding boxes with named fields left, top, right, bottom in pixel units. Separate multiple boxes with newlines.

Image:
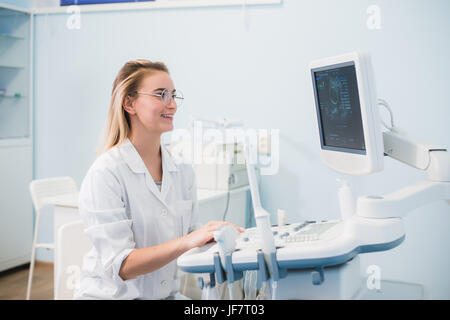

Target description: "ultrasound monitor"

left=310, top=52, right=384, bottom=175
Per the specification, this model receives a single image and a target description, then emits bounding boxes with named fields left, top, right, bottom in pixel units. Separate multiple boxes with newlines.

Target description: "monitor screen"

left=312, top=62, right=366, bottom=154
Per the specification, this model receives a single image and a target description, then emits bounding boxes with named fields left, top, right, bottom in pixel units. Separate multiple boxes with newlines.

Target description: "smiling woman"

left=73, top=59, right=243, bottom=300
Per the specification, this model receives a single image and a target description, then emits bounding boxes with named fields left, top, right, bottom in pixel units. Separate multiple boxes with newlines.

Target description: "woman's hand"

left=183, top=221, right=245, bottom=250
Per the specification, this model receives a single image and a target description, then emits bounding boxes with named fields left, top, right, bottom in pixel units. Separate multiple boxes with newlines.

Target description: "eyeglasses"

left=135, top=88, right=184, bottom=107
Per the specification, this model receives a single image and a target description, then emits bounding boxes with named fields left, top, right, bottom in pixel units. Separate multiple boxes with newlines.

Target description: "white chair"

left=26, top=176, right=78, bottom=300
left=55, top=220, right=92, bottom=300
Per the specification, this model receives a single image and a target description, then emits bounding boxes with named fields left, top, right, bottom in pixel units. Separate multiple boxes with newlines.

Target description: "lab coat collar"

left=119, top=138, right=178, bottom=208
left=119, top=138, right=178, bottom=174
left=161, top=144, right=178, bottom=173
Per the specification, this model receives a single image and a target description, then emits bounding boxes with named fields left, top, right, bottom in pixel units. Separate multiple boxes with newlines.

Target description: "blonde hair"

left=96, top=59, right=169, bottom=156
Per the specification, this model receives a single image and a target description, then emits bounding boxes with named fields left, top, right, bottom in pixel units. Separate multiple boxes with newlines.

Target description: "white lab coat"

left=73, top=138, right=200, bottom=300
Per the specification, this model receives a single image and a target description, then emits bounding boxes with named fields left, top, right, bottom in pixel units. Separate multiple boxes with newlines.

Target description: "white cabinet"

left=0, top=4, right=33, bottom=272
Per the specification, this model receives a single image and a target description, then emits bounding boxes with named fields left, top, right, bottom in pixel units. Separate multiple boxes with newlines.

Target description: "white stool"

left=26, top=176, right=78, bottom=300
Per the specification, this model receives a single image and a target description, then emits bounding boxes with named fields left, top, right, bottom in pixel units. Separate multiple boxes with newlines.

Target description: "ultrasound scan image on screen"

left=313, top=63, right=366, bottom=153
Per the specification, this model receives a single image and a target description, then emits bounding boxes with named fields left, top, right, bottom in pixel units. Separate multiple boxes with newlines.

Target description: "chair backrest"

left=55, top=220, right=92, bottom=300
left=29, top=176, right=78, bottom=212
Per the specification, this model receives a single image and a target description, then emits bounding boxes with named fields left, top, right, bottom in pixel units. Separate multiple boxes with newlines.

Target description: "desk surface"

left=45, top=185, right=250, bottom=208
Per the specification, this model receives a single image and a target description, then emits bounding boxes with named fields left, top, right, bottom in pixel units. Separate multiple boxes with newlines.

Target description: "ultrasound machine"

left=177, top=52, right=450, bottom=300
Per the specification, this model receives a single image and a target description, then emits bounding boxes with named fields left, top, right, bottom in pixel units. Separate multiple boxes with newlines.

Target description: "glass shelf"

left=0, top=65, right=25, bottom=69
left=0, top=94, right=25, bottom=99
left=0, top=7, right=29, bottom=17
left=0, top=33, right=24, bottom=40
left=0, top=5, right=30, bottom=141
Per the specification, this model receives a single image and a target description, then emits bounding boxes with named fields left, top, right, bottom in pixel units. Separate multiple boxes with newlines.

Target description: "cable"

left=221, top=175, right=232, bottom=220
left=221, top=190, right=231, bottom=220
left=246, top=192, right=254, bottom=228
left=246, top=166, right=260, bottom=228
left=377, top=98, right=395, bottom=131
left=243, top=270, right=257, bottom=300
left=271, top=280, right=278, bottom=300
left=228, top=282, right=234, bottom=300
left=256, top=281, right=270, bottom=300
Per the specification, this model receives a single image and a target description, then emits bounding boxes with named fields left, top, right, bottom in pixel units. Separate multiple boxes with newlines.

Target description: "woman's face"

left=126, top=71, right=178, bottom=135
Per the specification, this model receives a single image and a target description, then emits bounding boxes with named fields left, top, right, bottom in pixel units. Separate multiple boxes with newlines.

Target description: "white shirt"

left=73, top=138, right=200, bottom=300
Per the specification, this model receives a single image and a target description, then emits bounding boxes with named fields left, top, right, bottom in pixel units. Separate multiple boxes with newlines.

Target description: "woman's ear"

left=123, top=95, right=136, bottom=115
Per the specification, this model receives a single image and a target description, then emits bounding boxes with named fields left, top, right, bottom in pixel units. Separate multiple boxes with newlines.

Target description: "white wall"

left=30, top=0, right=449, bottom=298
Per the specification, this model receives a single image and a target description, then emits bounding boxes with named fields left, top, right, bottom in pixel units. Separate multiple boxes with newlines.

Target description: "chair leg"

left=26, top=212, right=41, bottom=300
left=26, top=246, right=37, bottom=300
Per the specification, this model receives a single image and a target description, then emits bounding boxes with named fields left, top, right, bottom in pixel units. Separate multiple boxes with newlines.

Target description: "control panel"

left=236, top=220, right=341, bottom=249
